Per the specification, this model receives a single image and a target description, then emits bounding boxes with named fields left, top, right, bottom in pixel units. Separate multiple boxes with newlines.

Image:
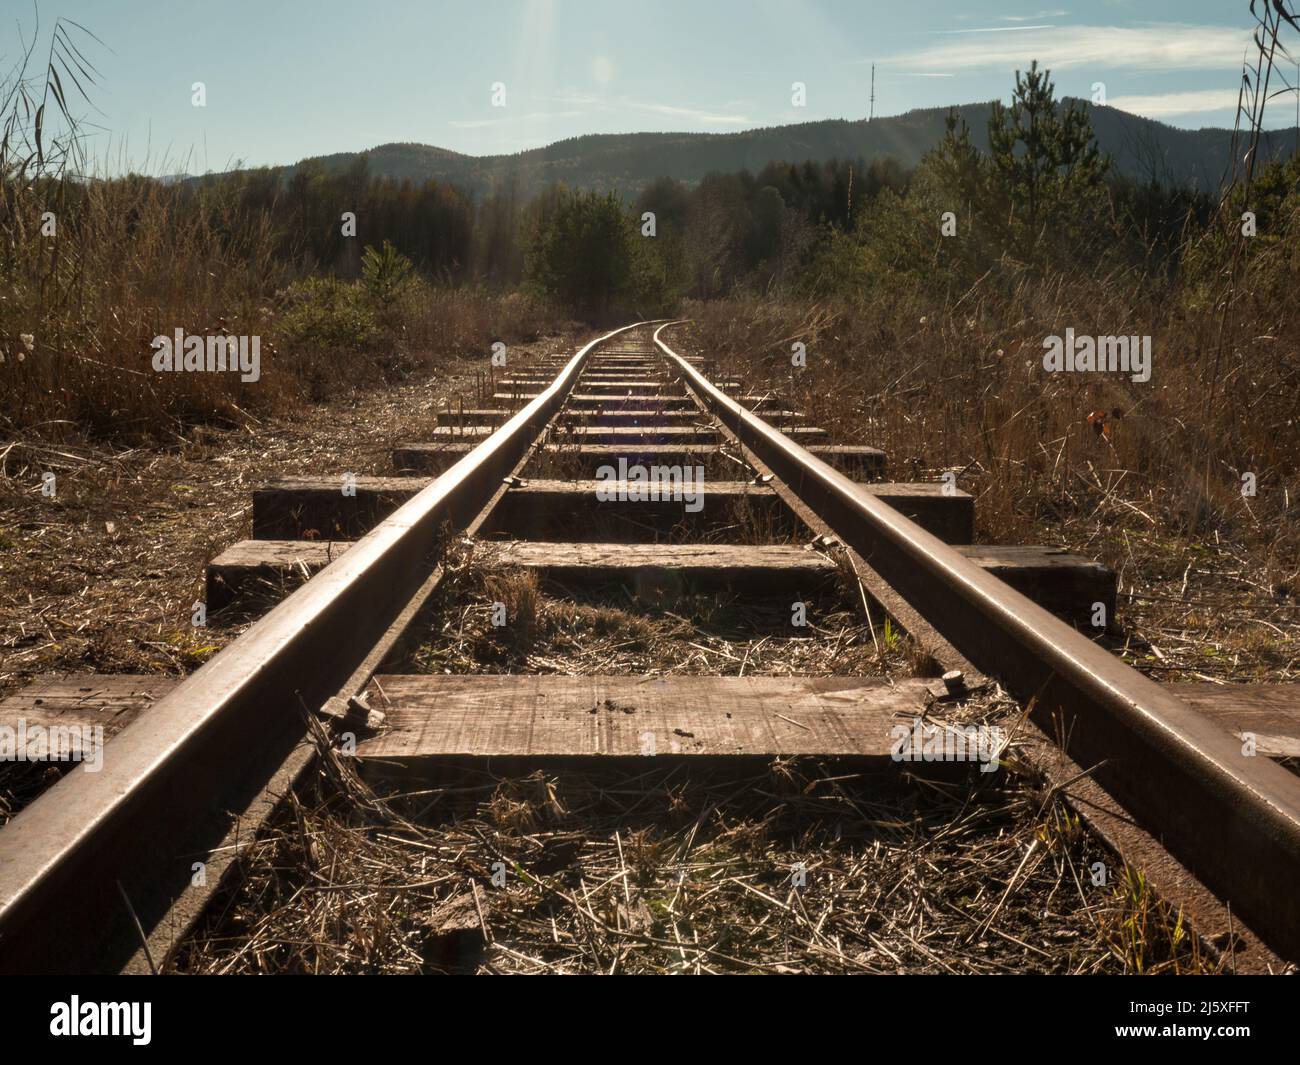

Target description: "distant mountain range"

left=207, top=103, right=1300, bottom=198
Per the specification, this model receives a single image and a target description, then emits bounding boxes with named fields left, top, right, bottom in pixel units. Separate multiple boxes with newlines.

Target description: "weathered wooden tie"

left=393, top=440, right=886, bottom=478
left=482, top=479, right=802, bottom=540
left=354, top=675, right=949, bottom=766
left=436, top=409, right=749, bottom=429
left=11, top=674, right=1295, bottom=768
left=495, top=393, right=697, bottom=408
left=251, top=475, right=972, bottom=541
left=484, top=479, right=967, bottom=540
left=206, top=539, right=1108, bottom=621
left=551, top=424, right=827, bottom=444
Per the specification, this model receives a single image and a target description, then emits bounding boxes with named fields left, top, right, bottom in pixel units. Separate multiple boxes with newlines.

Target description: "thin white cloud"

left=450, top=110, right=585, bottom=129
left=629, top=101, right=751, bottom=125
left=1002, top=9, right=1068, bottom=20
left=935, top=24, right=1056, bottom=34
left=957, top=7, right=1066, bottom=19
left=887, top=23, right=1253, bottom=73
left=1107, top=88, right=1239, bottom=117
left=543, top=89, right=750, bottom=126
left=550, top=90, right=601, bottom=106
left=548, top=89, right=603, bottom=105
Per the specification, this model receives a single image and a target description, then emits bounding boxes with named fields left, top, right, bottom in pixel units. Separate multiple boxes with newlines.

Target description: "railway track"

left=2, top=319, right=1299, bottom=974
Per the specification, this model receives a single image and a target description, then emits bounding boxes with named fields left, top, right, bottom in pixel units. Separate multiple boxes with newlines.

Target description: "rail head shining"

left=654, top=322, right=1300, bottom=962
left=0, top=321, right=661, bottom=974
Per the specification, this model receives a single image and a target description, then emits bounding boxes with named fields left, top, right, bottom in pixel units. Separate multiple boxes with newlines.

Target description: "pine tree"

left=526, top=189, right=635, bottom=315
left=931, top=109, right=984, bottom=217
left=986, top=61, right=1108, bottom=256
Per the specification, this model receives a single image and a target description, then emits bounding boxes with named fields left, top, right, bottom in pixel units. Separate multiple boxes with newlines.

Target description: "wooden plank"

left=479, top=541, right=1106, bottom=614
left=392, top=441, right=886, bottom=478
left=541, top=394, right=696, bottom=407
left=579, top=373, right=691, bottom=380
left=479, top=541, right=835, bottom=592
left=206, top=539, right=351, bottom=611
left=355, top=674, right=950, bottom=762
left=855, top=483, right=974, bottom=543
left=485, top=478, right=800, bottom=541
left=737, top=410, right=811, bottom=423
left=531, top=444, right=749, bottom=478
left=204, top=540, right=1108, bottom=621
left=437, top=408, right=736, bottom=427
left=958, top=545, right=1115, bottom=623
left=0, top=675, right=179, bottom=759
left=534, top=442, right=883, bottom=478
left=499, top=377, right=742, bottom=387
left=551, top=424, right=828, bottom=444
left=251, top=475, right=434, bottom=539
left=539, top=444, right=730, bottom=462
left=808, top=445, right=888, bottom=476
left=252, top=475, right=784, bottom=541
left=353, top=676, right=1300, bottom=766
left=550, top=425, right=722, bottom=444
left=492, top=394, right=695, bottom=407
left=554, top=382, right=667, bottom=394
left=1169, top=684, right=1300, bottom=758
left=392, top=441, right=476, bottom=474
left=425, top=425, right=498, bottom=439
left=557, top=411, right=723, bottom=426
left=252, top=476, right=972, bottom=542
left=493, top=481, right=963, bottom=538
left=435, top=409, right=509, bottom=426
left=5, top=675, right=1297, bottom=770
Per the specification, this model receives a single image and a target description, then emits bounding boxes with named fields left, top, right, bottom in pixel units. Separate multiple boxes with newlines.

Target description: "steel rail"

left=0, top=321, right=658, bottom=974
left=654, top=322, right=1300, bottom=960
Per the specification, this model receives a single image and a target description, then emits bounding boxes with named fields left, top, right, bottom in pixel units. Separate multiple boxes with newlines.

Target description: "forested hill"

left=274, top=103, right=1298, bottom=196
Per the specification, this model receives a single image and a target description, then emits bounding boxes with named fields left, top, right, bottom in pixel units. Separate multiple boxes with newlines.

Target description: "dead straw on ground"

left=173, top=715, right=1214, bottom=975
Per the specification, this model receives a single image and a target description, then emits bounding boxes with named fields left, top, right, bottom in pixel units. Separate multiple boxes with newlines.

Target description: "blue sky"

left=14, top=0, right=1299, bottom=173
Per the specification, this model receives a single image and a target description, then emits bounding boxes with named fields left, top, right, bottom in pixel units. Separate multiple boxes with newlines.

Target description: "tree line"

left=30, top=60, right=1293, bottom=323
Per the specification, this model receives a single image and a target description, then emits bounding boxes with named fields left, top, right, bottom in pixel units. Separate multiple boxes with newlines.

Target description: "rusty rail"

left=654, top=321, right=1300, bottom=961
left=3, top=317, right=1297, bottom=972
left=0, top=322, right=657, bottom=973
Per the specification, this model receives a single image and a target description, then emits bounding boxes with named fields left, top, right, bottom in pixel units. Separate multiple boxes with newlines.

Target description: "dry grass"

left=171, top=716, right=1215, bottom=975
left=680, top=296, right=1300, bottom=682
left=155, top=526, right=1206, bottom=975
left=0, top=336, right=579, bottom=701
left=0, top=171, right=568, bottom=443
left=4, top=24, right=1290, bottom=975
left=1, top=300, right=1263, bottom=972
left=405, top=539, right=912, bottom=679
